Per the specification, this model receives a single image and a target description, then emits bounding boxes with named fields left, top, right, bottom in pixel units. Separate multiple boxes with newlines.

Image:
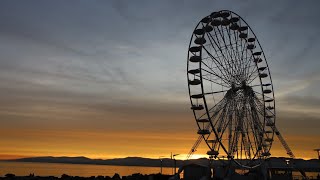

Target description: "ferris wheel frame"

left=187, top=10, right=276, bottom=168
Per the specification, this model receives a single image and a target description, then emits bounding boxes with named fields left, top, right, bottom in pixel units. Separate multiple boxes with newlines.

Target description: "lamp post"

left=173, top=154, right=180, bottom=175
left=159, top=156, right=165, bottom=174
left=314, top=149, right=320, bottom=160
left=315, top=148, right=320, bottom=179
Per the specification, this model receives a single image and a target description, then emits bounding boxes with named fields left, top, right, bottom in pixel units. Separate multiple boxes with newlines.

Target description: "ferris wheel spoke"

left=195, top=74, right=230, bottom=89
left=248, top=138, right=255, bottom=159
left=226, top=102, right=234, bottom=153
left=211, top=104, right=230, bottom=137
left=253, top=97, right=266, bottom=115
left=208, top=110, right=224, bottom=126
left=216, top=26, right=239, bottom=76
left=203, top=89, right=229, bottom=95
left=202, top=45, right=233, bottom=82
left=215, top=112, right=227, bottom=136
left=249, top=118, right=264, bottom=152
left=240, top=109, right=249, bottom=158
left=197, top=98, right=227, bottom=120
left=229, top=107, right=240, bottom=155
left=248, top=84, right=263, bottom=88
left=229, top=40, right=244, bottom=80
left=252, top=90, right=272, bottom=100
left=215, top=115, right=231, bottom=146
left=255, top=97, right=275, bottom=116
left=225, top=26, right=242, bottom=75
left=214, top=28, right=243, bottom=83
left=235, top=42, right=247, bottom=76
left=232, top=26, right=243, bottom=74
left=209, top=100, right=228, bottom=119
left=217, top=108, right=234, bottom=143
left=218, top=26, right=237, bottom=68
left=231, top=126, right=240, bottom=157
left=240, top=48, right=251, bottom=82
left=248, top=95, right=264, bottom=115
left=238, top=34, right=247, bottom=68
left=238, top=98, right=250, bottom=157
left=205, top=32, right=229, bottom=67
left=201, top=62, right=231, bottom=86
left=206, top=31, right=235, bottom=79
left=202, top=55, right=237, bottom=68
left=239, top=41, right=253, bottom=80
left=211, top=101, right=228, bottom=125
left=245, top=119, right=257, bottom=159
left=243, top=51, right=254, bottom=65
left=246, top=73, right=260, bottom=85
left=201, top=71, right=229, bottom=87
left=249, top=100, right=265, bottom=132
left=241, top=134, right=250, bottom=159
left=244, top=50, right=250, bottom=81
left=242, top=134, right=252, bottom=159
left=202, top=45, right=229, bottom=73
left=244, top=58, right=257, bottom=81
left=203, top=46, right=241, bottom=84
left=242, top=52, right=253, bottom=81
left=246, top=66, right=258, bottom=82
left=201, top=55, right=243, bottom=69
left=243, top=54, right=255, bottom=79
left=254, top=96, right=275, bottom=116
left=204, top=34, right=227, bottom=70
left=246, top=110, right=261, bottom=152
left=219, top=101, right=234, bottom=130
left=244, top=51, right=254, bottom=68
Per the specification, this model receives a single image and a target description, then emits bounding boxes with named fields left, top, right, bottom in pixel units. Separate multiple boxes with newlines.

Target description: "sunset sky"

left=0, top=1, right=320, bottom=160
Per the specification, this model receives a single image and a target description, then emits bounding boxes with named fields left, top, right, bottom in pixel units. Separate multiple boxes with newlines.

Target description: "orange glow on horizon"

left=0, top=154, right=31, bottom=160
left=1, top=123, right=318, bottom=161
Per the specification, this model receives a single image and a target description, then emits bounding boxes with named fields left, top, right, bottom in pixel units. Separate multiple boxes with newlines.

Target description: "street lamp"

left=173, top=154, right=180, bottom=175
left=314, top=149, right=320, bottom=160
left=315, top=148, right=320, bottom=179
left=159, top=156, right=165, bottom=174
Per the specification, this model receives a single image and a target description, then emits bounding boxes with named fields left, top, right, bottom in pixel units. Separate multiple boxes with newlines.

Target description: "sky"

left=0, top=0, right=320, bottom=160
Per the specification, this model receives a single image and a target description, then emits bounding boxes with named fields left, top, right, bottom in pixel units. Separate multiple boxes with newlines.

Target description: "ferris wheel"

left=187, top=10, right=276, bottom=168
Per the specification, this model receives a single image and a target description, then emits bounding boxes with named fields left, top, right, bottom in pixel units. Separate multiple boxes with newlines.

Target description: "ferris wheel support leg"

left=258, top=162, right=269, bottom=180
left=222, top=162, right=235, bottom=180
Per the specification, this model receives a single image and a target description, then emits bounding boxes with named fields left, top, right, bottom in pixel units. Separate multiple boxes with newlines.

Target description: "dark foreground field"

left=0, top=173, right=171, bottom=180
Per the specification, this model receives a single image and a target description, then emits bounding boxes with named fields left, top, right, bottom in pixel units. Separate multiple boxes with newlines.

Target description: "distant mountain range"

left=9, top=156, right=207, bottom=167
left=7, top=156, right=320, bottom=170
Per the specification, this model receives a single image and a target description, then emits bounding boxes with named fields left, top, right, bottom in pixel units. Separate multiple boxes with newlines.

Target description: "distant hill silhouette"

left=7, top=156, right=320, bottom=170
left=9, top=156, right=208, bottom=167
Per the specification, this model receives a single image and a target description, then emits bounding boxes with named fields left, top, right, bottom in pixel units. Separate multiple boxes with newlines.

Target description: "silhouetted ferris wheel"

left=187, top=10, right=276, bottom=168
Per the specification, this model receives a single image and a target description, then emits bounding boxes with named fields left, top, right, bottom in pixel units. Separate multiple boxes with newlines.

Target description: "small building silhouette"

left=178, top=163, right=211, bottom=180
